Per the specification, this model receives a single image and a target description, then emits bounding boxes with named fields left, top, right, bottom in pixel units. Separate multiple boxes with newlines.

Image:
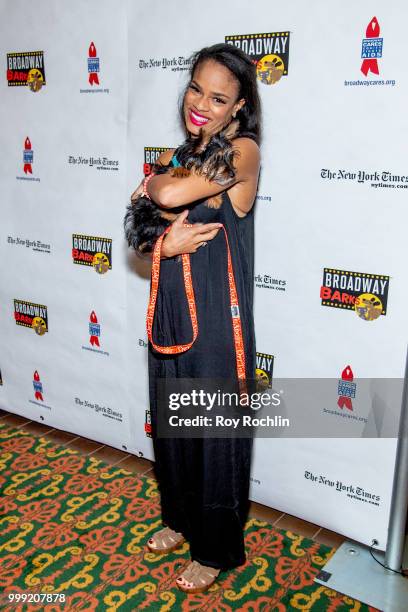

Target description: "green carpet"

left=0, top=422, right=380, bottom=611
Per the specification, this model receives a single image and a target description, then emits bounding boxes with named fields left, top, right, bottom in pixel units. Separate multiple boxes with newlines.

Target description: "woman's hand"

left=161, top=209, right=222, bottom=258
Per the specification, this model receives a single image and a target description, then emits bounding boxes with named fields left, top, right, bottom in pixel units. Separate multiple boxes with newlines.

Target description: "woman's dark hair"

left=179, top=43, right=262, bottom=145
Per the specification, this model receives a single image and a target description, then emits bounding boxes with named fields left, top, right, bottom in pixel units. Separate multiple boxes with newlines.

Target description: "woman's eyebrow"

left=191, top=80, right=230, bottom=100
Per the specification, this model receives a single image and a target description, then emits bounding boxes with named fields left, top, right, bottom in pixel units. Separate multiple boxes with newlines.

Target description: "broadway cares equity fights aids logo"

left=72, top=234, right=112, bottom=274
left=81, top=311, right=109, bottom=356
left=225, top=32, right=290, bottom=85
left=16, top=137, right=40, bottom=183
left=33, top=370, right=43, bottom=401
left=7, top=51, right=46, bottom=92
left=337, top=365, right=356, bottom=411
left=30, top=370, right=52, bottom=411
left=80, top=42, right=109, bottom=94
left=361, top=17, right=383, bottom=77
left=88, top=42, right=100, bottom=85
left=320, top=268, right=390, bottom=321
left=14, top=299, right=48, bottom=335
left=344, top=16, right=396, bottom=87
left=23, top=137, right=33, bottom=173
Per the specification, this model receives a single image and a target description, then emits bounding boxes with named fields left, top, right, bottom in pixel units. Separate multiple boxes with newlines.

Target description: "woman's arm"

left=147, top=138, right=260, bottom=208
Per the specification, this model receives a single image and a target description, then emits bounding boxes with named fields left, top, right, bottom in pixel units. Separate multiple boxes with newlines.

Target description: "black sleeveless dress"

left=148, top=179, right=256, bottom=571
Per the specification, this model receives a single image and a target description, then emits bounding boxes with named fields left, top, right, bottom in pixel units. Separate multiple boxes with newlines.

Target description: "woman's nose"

left=195, top=95, right=210, bottom=112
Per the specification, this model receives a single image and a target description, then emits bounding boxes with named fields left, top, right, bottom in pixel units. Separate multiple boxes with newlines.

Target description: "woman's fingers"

left=173, top=209, right=190, bottom=224
left=193, top=227, right=221, bottom=242
left=192, top=222, right=222, bottom=235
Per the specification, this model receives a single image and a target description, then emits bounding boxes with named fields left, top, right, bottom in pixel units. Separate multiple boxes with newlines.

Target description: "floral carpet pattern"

left=0, top=422, right=380, bottom=611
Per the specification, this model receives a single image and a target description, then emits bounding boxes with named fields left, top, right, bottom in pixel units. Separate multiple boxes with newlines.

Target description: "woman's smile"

left=189, top=109, right=210, bottom=126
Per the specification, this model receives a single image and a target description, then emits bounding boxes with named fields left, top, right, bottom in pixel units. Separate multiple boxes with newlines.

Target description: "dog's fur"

left=124, top=120, right=240, bottom=254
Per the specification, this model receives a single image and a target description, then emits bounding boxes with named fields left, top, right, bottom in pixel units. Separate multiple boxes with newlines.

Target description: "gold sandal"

left=147, top=526, right=185, bottom=554
left=176, top=560, right=221, bottom=593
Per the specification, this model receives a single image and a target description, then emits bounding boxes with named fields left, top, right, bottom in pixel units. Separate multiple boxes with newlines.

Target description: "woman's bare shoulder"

left=232, top=137, right=260, bottom=159
left=231, top=137, right=260, bottom=178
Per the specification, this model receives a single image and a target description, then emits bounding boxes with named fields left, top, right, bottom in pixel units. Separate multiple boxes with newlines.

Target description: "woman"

left=135, top=43, right=261, bottom=593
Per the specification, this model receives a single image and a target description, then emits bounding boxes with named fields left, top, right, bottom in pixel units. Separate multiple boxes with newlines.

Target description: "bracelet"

left=142, top=172, right=155, bottom=199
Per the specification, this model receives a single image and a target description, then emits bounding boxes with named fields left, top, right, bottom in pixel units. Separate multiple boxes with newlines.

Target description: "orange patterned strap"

left=146, top=223, right=247, bottom=381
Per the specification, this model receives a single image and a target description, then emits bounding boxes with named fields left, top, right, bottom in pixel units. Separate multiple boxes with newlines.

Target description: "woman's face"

left=183, top=59, right=245, bottom=136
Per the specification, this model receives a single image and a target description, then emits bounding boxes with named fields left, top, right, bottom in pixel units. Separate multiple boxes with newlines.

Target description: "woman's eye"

left=189, top=84, right=199, bottom=92
left=214, top=97, right=226, bottom=104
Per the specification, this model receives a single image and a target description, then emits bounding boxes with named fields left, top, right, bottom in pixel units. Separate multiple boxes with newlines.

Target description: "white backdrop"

left=1, top=0, right=407, bottom=551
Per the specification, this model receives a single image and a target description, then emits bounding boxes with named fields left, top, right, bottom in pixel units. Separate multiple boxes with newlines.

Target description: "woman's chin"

left=185, top=121, right=201, bottom=137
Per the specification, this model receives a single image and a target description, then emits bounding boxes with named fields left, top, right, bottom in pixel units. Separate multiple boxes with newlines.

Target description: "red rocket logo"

left=88, top=42, right=100, bottom=85
left=33, top=370, right=43, bottom=401
left=89, top=310, right=101, bottom=346
left=337, top=365, right=356, bottom=411
left=361, top=17, right=383, bottom=77
left=23, top=137, right=33, bottom=174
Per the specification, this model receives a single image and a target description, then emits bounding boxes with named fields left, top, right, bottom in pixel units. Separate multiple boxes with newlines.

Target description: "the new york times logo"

left=139, top=57, right=192, bottom=72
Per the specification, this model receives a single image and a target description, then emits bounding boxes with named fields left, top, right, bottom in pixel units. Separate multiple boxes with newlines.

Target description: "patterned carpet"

left=0, top=422, right=380, bottom=611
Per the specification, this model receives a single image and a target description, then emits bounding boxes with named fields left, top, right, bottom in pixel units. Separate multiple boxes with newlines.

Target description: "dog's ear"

left=206, top=194, right=223, bottom=209
left=221, top=119, right=240, bottom=141
left=171, top=167, right=191, bottom=178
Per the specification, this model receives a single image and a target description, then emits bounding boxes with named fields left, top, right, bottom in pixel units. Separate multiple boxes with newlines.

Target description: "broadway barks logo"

left=144, top=147, right=171, bottom=176
left=7, top=51, right=46, bottom=91
left=14, top=299, right=48, bottom=335
left=361, top=17, right=382, bottom=76
left=256, top=352, right=274, bottom=389
left=320, top=268, right=389, bottom=321
left=72, top=234, right=112, bottom=274
left=145, top=410, right=152, bottom=437
left=337, top=365, right=356, bottom=411
left=225, top=32, right=290, bottom=85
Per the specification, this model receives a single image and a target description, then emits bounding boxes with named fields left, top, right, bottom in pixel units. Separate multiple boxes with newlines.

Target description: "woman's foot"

left=176, top=560, right=221, bottom=593
left=147, top=526, right=185, bottom=554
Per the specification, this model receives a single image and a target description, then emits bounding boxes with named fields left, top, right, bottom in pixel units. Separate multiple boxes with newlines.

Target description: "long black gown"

left=148, top=174, right=256, bottom=571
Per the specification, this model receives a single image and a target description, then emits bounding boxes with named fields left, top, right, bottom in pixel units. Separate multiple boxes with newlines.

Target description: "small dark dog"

left=124, top=120, right=240, bottom=255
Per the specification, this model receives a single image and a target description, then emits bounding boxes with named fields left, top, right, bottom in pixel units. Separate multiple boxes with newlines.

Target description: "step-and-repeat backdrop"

left=1, top=0, right=407, bottom=550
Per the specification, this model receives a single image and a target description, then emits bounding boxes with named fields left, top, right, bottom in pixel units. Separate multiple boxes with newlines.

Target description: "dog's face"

left=183, top=59, right=245, bottom=137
